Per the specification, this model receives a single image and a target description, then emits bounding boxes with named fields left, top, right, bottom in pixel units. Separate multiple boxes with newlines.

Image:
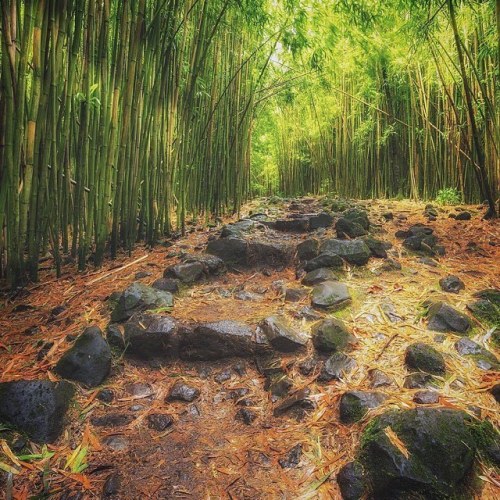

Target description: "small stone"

left=337, top=461, right=365, bottom=500
left=319, top=353, right=357, bottom=381
left=125, top=383, right=154, bottom=398
left=490, top=384, right=500, bottom=403
left=164, top=261, right=204, bottom=284
left=214, top=370, right=232, bottom=383
left=439, top=275, right=465, bottom=294
left=339, top=391, right=387, bottom=424
left=151, top=277, right=179, bottom=293
left=413, top=390, right=439, bottom=404
left=426, top=301, right=471, bottom=334
left=301, top=268, right=337, bottom=286
left=311, top=281, right=351, bottom=311
left=299, top=357, right=320, bottom=376
left=279, top=444, right=302, bottom=468
left=259, top=315, right=308, bottom=352
left=284, top=288, right=309, bottom=302
left=167, top=381, right=200, bottom=402
left=147, top=413, right=173, bottom=431
left=273, top=388, right=315, bottom=416
left=369, top=369, right=392, bottom=388
left=91, top=414, right=133, bottom=427
left=292, top=306, right=323, bottom=321
left=403, top=372, right=435, bottom=389
left=103, top=472, right=121, bottom=496
left=97, top=389, right=115, bottom=403
left=235, top=408, right=257, bottom=425
left=103, top=436, right=129, bottom=451
left=265, top=373, right=293, bottom=398
left=455, top=211, right=471, bottom=220
left=55, top=326, right=111, bottom=387
left=405, top=343, right=445, bottom=375
left=304, top=252, right=343, bottom=271
left=311, top=318, right=356, bottom=353
left=296, top=238, right=319, bottom=261
left=134, top=271, right=150, bottom=279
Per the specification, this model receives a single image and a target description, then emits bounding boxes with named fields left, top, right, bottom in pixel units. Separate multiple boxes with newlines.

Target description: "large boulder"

left=309, top=212, right=334, bottom=229
left=111, top=282, right=174, bottom=322
left=426, top=301, right=471, bottom=334
left=311, top=281, right=351, bottom=311
left=358, top=408, right=478, bottom=498
left=179, top=321, right=267, bottom=360
left=312, top=318, right=356, bottom=353
left=259, top=315, right=308, bottom=352
left=55, top=326, right=111, bottom=387
left=181, top=253, right=225, bottom=275
left=0, top=380, right=74, bottom=443
left=123, top=313, right=178, bottom=359
left=320, top=239, right=370, bottom=266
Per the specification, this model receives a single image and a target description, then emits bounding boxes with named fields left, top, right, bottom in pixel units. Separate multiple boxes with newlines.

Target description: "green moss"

left=467, top=419, right=499, bottom=460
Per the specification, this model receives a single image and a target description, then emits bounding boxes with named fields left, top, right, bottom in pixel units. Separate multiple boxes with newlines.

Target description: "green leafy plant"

left=435, top=187, right=461, bottom=206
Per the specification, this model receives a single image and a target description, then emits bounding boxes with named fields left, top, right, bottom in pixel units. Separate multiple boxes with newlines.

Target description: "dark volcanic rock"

left=363, top=237, right=391, bottom=258
left=339, top=391, right=387, bottom=424
left=309, top=212, right=334, bottom=229
left=147, top=413, right=173, bottom=431
left=413, top=390, right=439, bottom=404
left=320, top=239, right=370, bottom=266
left=152, top=277, right=179, bottom=293
left=296, top=238, right=319, bottom=261
left=369, top=369, right=393, bottom=388
left=311, top=281, right=351, bottom=311
left=284, top=288, right=309, bottom=302
left=403, top=373, right=436, bottom=389
left=439, top=275, right=465, bottom=294
left=55, top=326, right=111, bottom=387
left=279, top=444, right=302, bottom=468
left=179, top=320, right=266, bottom=360
left=164, top=261, right=204, bottom=284
left=181, top=253, right=225, bottom=275
left=265, top=373, right=293, bottom=397
left=248, top=240, right=292, bottom=267
left=311, top=318, right=356, bottom=353
left=98, top=389, right=115, bottom=403
left=336, top=217, right=367, bottom=238
left=343, top=208, right=370, bottom=230
left=405, top=343, right=445, bottom=375
left=273, top=388, right=315, bottom=416
left=106, top=324, right=126, bottom=351
left=206, top=237, right=248, bottom=266
left=303, top=252, right=343, bottom=271
left=426, top=301, right=471, bottom=334
left=455, top=211, right=471, bottom=220
left=358, top=408, right=477, bottom=498
left=123, top=313, right=178, bottom=359
left=259, top=315, right=308, bottom=352
left=319, top=353, right=357, bottom=381
left=491, top=384, right=500, bottom=403
left=301, top=268, right=337, bottom=286
left=455, top=338, right=499, bottom=370
left=111, top=282, right=174, bottom=322
left=272, top=218, right=310, bottom=232
left=0, top=380, right=74, bottom=443
left=337, top=461, right=365, bottom=500
left=235, top=407, right=257, bottom=425
left=103, top=473, right=121, bottom=496
left=91, top=413, right=134, bottom=427
left=167, top=381, right=200, bottom=402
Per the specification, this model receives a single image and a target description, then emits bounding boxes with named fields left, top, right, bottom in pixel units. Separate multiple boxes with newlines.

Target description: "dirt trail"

left=0, top=197, right=499, bottom=499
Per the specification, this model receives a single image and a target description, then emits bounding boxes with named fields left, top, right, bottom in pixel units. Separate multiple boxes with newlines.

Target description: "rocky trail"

left=0, top=197, right=499, bottom=499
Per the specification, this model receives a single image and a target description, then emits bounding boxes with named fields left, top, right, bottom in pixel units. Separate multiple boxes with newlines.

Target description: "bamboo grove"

left=0, top=0, right=270, bottom=285
left=253, top=0, right=499, bottom=213
left=1, top=0, right=499, bottom=287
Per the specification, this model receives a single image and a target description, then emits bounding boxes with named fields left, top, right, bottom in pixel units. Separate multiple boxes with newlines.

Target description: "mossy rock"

left=358, top=408, right=479, bottom=498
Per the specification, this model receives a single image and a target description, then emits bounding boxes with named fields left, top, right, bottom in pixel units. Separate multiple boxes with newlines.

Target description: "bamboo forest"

left=0, top=1, right=499, bottom=498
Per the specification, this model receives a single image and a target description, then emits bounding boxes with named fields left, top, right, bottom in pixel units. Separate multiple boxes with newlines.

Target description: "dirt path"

left=0, top=197, right=498, bottom=499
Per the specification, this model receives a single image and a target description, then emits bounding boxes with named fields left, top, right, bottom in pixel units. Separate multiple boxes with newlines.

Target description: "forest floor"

left=0, top=197, right=499, bottom=499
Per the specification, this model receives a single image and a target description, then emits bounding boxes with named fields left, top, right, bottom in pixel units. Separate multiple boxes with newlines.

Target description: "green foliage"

left=435, top=188, right=461, bottom=206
